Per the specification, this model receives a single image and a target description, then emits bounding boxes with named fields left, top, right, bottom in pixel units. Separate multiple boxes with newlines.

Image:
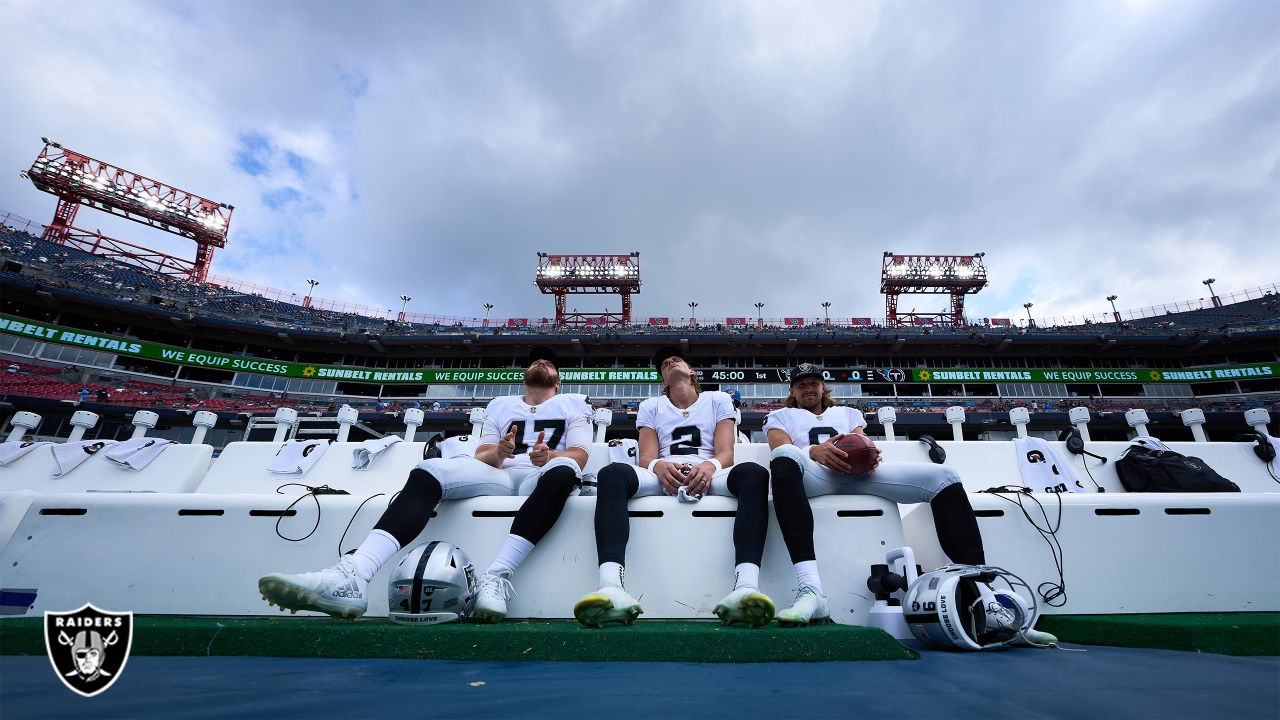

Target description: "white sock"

left=599, top=562, right=624, bottom=590
left=795, top=560, right=823, bottom=595
left=733, top=563, right=760, bottom=590
left=349, top=529, right=400, bottom=583
left=485, top=534, right=535, bottom=577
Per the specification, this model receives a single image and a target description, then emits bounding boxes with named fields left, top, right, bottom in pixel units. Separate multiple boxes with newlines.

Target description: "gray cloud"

left=2, top=0, right=1275, bottom=325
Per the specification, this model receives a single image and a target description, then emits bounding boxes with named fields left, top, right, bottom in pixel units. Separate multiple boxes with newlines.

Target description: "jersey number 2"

left=670, top=426, right=702, bottom=455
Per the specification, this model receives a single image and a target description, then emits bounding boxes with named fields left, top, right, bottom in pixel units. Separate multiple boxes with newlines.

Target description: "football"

left=833, top=433, right=879, bottom=476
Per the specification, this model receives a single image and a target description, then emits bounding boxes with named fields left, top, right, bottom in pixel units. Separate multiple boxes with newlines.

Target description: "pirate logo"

left=44, top=604, right=133, bottom=697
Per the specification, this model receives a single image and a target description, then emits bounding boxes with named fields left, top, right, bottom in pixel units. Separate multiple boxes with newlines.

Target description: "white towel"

left=1131, top=436, right=1171, bottom=452
left=0, top=440, right=50, bottom=466
left=51, top=439, right=118, bottom=477
left=1013, top=437, right=1080, bottom=493
left=104, top=437, right=176, bottom=471
left=351, top=436, right=401, bottom=470
left=267, top=440, right=330, bottom=476
left=606, top=438, right=639, bottom=465
left=439, top=435, right=479, bottom=459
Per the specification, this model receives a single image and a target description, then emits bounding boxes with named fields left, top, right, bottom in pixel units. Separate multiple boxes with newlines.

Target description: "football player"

left=258, top=347, right=591, bottom=622
left=574, top=346, right=775, bottom=628
left=765, top=363, right=1014, bottom=639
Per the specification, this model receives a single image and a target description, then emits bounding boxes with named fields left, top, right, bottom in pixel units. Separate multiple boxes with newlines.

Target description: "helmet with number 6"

left=388, top=541, right=476, bottom=624
left=901, top=565, right=1035, bottom=650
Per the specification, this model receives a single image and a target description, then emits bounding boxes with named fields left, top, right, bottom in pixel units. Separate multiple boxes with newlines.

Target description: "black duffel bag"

left=1115, top=444, right=1240, bottom=492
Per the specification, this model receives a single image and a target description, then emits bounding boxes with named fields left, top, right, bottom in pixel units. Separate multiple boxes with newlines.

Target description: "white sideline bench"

left=0, top=492, right=903, bottom=621
left=0, top=443, right=213, bottom=494
left=3, top=438, right=1278, bottom=619
left=901, top=491, right=1280, bottom=614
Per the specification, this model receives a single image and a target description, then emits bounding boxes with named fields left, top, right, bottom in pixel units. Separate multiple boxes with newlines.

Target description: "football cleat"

left=776, top=585, right=832, bottom=627
left=574, top=586, right=643, bottom=628
left=471, top=571, right=515, bottom=623
left=258, top=558, right=367, bottom=621
left=1016, top=627, right=1060, bottom=647
left=713, top=587, right=775, bottom=628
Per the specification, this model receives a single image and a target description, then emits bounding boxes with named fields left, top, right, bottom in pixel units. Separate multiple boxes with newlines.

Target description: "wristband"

left=647, top=459, right=664, bottom=473
left=704, top=458, right=723, bottom=473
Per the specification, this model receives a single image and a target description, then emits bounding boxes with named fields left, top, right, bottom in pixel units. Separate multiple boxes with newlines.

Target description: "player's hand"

left=811, top=435, right=853, bottom=474
left=654, top=461, right=685, bottom=495
left=867, top=445, right=882, bottom=473
left=528, top=431, right=550, bottom=467
left=496, top=426, right=518, bottom=462
left=684, top=461, right=715, bottom=495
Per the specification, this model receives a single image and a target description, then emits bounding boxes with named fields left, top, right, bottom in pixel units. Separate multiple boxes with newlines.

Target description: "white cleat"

left=776, top=586, right=832, bottom=627
left=257, top=558, right=367, bottom=621
left=1016, top=627, right=1060, bottom=647
left=713, top=587, right=775, bottom=628
left=472, top=571, right=515, bottom=623
left=574, top=586, right=643, bottom=628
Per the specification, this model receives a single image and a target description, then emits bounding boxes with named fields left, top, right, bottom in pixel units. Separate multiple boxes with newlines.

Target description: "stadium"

left=3, top=3, right=1280, bottom=718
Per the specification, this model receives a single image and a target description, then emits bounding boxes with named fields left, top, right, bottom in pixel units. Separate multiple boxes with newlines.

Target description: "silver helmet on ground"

left=901, top=564, right=1037, bottom=650
left=387, top=541, right=477, bottom=625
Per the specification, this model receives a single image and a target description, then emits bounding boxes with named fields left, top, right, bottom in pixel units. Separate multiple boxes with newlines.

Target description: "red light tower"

left=21, top=139, right=232, bottom=283
left=535, top=252, right=640, bottom=326
left=880, top=252, right=988, bottom=327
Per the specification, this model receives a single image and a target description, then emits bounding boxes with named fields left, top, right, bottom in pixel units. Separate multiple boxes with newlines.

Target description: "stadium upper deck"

left=2, top=223, right=1278, bottom=411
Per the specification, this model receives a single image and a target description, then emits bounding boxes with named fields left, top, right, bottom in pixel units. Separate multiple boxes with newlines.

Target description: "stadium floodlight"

left=881, top=253, right=988, bottom=328
left=1023, top=302, right=1034, bottom=327
left=1107, top=295, right=1120, bottom=323
left=399, top=295, right=412, bottom=315
left=484, top=303, right=494, bottom=322
left=821, top=301, right=831, bottom=324
left=535, top=253, right=641, bottom=326
left=1202, top=278, right=1221, bottom=308
left=24, top=139, right=233, bottom=282
left=754, top=302, right=765, bottom=327
left=302, top=279, right=319, bottom=308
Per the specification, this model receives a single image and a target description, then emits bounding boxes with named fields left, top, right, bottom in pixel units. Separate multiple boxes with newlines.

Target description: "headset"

left=918, top=434, right=946, bottom=464
left=1232, top=432, right=1278, bottom=483
left=1059, top=427, right=1107, bottom=463
left=1058, top=427, right=1106, bottom=492
left=1232, top=431, right=1277, bottom=464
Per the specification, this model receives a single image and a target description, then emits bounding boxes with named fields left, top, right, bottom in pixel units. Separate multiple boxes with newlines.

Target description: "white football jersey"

left=763, top=406, right=867, bottom=450
left=637, top=391, right=735, bottom=461
left=479, top=393, right=593, bottom=468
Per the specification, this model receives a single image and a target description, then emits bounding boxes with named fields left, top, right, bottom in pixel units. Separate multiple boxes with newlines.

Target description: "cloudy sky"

left=2, top=0, right=1276, bottom=325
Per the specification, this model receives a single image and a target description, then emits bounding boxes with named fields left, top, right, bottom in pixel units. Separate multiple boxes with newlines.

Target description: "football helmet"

left=901, top=564, right=1037, bottom=650
left=387, top=541, right=477, bottom=625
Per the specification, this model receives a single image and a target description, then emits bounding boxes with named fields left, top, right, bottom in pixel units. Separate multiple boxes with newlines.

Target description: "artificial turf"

left=1035, top=613, right=1280, bottom=656
left=0, top=617, right=919, bottom=663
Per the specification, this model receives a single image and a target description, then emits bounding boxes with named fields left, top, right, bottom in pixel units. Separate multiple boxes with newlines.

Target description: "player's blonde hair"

left=785, top=383, right=835, bottom=410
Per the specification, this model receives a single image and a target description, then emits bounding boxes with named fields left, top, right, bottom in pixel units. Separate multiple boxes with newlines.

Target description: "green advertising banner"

left=0, top=314, right=659, bottom=384
left=2, top=313, right=1274, bottom=385
left=912, top=365, right=1279, bottom=383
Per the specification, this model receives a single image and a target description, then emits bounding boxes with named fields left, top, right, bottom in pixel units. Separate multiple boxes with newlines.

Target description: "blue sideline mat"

left=3, top=644, right=1278, bottom=719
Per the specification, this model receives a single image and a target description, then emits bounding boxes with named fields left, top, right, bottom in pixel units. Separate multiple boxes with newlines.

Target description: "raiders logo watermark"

left=44, top=604, right=133, bottom=697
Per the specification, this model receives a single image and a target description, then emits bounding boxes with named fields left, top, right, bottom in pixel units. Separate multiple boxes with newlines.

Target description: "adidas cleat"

left=471, top=571, right=515, bottom=623
left=714, top=587, right=775, bottom=628
left=257, top=558, right=368, bottom=620
left=574, top=586, right=643, bottom=628
left=776, top=586, right=833, bottom=627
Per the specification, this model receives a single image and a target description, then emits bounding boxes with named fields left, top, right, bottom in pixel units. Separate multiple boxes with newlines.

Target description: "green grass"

left=0, top=617, right=918, bottom=663
left=1037, top=613, right=1280, bottom=656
